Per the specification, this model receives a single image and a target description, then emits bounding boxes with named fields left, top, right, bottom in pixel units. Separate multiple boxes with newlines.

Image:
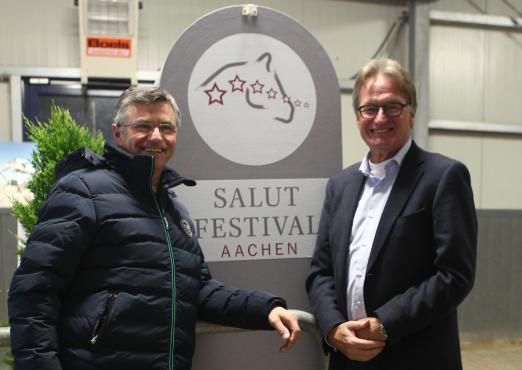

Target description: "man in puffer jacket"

left=8, top=86, right=300, bottom=370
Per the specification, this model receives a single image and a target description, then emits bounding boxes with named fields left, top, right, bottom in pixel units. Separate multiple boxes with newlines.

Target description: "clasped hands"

left=327, top=317, right=387, bottom=362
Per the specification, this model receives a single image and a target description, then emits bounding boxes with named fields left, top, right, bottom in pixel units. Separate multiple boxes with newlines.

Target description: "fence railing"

left=0, top=309, right=328, bottom=369
left=0, top=326, right=9, bottom=347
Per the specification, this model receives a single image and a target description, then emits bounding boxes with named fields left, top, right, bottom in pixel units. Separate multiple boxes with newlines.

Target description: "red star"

left=282, top=95, right=291, bottom=103
left=250, top=80, right=264, bottom=94
left=228, top=74, right=246, bottom=92
left=266, top=88, right=277, bottom=99
left=204, top=82, right=227, bottom=105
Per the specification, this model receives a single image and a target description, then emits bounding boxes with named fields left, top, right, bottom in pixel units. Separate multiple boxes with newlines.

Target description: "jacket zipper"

left=149, top=159, right=176, bottom=370
left=91, top=292, right=118, bottom=345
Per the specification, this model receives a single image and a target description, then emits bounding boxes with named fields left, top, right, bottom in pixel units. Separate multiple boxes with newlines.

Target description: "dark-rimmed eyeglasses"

left=118, top=122, right=177, bottom=136
left=357, top=103, right=409, bottom=119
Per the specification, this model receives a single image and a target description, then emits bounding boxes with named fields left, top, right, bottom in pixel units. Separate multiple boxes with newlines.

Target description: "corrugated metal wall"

left=459, top=210, right=522, bottom=340
left=0, top=209, right=17, bottom=322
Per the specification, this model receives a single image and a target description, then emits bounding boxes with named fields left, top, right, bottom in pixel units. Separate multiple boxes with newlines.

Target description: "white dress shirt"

left=346, top=138, right=412, bottom=320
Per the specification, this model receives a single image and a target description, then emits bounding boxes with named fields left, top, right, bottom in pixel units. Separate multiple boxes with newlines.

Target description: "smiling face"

left=112, top=101, right=177, bottom=186
left=356, top=73, right=414, bottom=163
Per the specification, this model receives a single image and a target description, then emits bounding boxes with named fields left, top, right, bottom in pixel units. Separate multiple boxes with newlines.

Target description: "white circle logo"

left=188, top=34, right=317, bottom=166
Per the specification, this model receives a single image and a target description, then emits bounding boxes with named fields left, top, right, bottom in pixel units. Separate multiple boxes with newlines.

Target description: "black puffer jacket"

left=8, top=144, right=285, bottom=370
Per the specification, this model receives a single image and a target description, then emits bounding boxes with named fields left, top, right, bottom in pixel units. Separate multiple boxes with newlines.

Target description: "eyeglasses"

left=357, top=103, right=409, bottom=119
left=118, top=122, right=177, bottom=136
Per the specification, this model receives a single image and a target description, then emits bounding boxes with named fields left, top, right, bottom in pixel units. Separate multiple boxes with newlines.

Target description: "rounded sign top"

left=160, top=5, right=341, bottom=179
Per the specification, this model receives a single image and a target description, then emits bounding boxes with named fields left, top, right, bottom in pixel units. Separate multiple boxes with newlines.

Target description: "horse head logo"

left=197, top=52, right=298, bottom=124
left=187, top=33, right=316, bottom=166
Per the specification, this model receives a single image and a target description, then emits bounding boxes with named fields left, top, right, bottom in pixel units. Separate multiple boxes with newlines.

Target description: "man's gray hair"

left=114, top=86, right=181, bottom=127
left=352, top=58, right=417, bottom=114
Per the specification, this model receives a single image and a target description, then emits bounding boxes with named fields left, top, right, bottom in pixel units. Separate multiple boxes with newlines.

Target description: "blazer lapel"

left=367, top=142, right=425, bottom=272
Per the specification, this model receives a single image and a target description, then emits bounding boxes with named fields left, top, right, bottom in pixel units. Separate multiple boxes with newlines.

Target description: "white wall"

left=136, top=0, right=408, bottom=77
left=0, top=0, right=520, bottom=208
left=0, top=0, right=79, bottom=68
left=0, top=0, right=407, bottom=76
left=0, top=81, right=10, bottom=141
left=427, top=0, right=522, bottom=208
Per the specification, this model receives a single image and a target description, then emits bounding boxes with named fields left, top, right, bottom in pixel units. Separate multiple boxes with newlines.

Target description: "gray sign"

left=159, top=5, right=341, bottom=370
left=160, top=5, right=341, bottom=179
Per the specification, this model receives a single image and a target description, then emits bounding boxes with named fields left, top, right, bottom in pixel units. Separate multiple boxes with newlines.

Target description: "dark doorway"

left=22, top=78, right=128, bottom=144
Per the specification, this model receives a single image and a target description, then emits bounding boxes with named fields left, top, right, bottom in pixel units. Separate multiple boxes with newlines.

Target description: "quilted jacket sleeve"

left=8, top=174, right=96, bottom=370
left=196, top=259, right=286, bottom=330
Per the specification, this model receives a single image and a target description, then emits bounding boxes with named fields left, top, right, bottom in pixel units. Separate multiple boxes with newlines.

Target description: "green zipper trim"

left=149, top=158, right=176, bottom=370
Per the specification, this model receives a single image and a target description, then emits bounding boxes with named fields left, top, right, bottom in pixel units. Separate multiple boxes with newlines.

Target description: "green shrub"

left=0, top=348, right=13, bottom=369
left=0, top=321, right=12, bottom=368
left=11, top=105, right=105, bottom=242
left=5, top=106, right=104, bottom=369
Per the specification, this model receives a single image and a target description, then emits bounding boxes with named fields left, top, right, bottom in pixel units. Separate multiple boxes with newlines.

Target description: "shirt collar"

left=359, top=137, right=412, bottom=176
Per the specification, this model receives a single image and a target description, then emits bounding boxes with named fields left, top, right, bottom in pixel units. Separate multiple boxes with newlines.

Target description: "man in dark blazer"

left=306, top=58, right=477, bottom=370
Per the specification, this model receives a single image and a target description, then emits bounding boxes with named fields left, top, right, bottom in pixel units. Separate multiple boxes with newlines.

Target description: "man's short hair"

left=352, top=58, right=417, bottom=114
left=114, top=86, right=181, bottom=127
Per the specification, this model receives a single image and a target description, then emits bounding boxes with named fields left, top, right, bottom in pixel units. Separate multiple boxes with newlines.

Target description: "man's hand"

left=356, top=317, right=388, bottom=341
left=327, top=319, right=386, bottom=362
left=268, top=306, right=301, bottom=352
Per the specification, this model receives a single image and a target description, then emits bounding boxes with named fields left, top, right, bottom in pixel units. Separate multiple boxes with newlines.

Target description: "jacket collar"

left=55, top=147, right=104, bottom=180
left=103, top=143, right=196, bottom=190
left=55, top=144, right=196, bottom=191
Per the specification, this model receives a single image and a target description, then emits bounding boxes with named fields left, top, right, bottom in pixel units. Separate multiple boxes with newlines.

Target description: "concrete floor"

left=1, top=341, right=521, bottom=370
left=461, top=339, right=522, bottom=370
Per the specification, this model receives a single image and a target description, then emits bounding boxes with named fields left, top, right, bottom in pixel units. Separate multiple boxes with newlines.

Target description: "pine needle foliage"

left=11, top=105, right=105, bottom=238
left=0, top=348, right=13, bottom=370
left=0, top=322, right=12, bottom=369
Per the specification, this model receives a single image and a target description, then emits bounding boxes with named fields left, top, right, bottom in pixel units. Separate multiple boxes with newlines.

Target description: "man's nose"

left=149, top=126, right=163, bottom=139
left=374, top=107, right=388, bottom=121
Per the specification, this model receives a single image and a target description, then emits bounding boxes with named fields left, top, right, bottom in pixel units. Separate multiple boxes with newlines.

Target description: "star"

left=304, top=102, right=310, bottom=108
left=204, top=82, right=227, bottom=105
left=282, top=95, right=291, bottom=103
left=294, top=99, right=302, bottom=107
left=228, top=74, right=246, bottom=92
left=266, top=88, right=277, bottom=99
left=250, top=80, right=264, bottom=94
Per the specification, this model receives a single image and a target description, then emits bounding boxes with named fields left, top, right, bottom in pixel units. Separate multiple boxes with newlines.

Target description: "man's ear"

left=112, top=123, right=122, bottom=145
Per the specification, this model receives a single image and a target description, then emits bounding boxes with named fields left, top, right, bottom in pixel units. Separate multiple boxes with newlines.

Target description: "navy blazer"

left=306, top=142, right=477, bottom=370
